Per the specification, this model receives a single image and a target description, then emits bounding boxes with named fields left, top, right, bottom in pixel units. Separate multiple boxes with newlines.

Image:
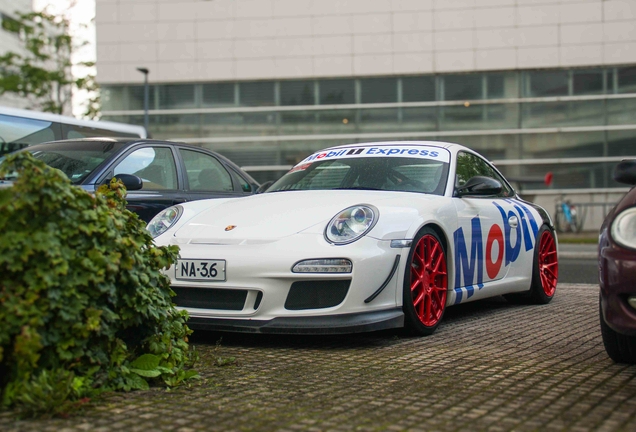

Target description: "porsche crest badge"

left=224, top=225, right=237, bottom=231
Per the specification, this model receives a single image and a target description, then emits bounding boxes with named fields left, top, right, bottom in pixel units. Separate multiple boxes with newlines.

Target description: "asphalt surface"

left=559, top=258, right=599, bottom=284
left=559, top=242, right=599, bottom=285
left=2, top=282, right=635, bottom=432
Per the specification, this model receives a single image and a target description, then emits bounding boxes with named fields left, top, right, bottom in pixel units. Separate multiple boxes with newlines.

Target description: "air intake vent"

left=284, top=280, right=350, bottom=310
left=173, top=287, right=247, bottom=311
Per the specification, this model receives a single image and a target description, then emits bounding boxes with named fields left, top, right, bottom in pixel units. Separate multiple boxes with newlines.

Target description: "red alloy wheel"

left=538, top=230, right=558, bottom=297
left=410, top=234, right=448, bottom=327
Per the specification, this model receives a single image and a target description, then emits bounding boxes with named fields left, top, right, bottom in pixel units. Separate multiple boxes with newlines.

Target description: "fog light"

left=628, top=296, right=636, bottom=310
left=292, top=259, right=352, bottom=273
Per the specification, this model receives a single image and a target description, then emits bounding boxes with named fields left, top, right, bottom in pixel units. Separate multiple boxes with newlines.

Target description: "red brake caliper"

left=411, top=235, right=448, bottom=326
left=538, top=231, right=558, bottom=297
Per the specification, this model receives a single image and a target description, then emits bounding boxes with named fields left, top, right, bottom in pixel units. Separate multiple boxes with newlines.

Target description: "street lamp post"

left=136, top=67, right=149, bottom=136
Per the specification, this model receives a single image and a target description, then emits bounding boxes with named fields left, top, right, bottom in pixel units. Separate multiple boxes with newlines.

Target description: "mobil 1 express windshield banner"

left=298, top=146, right=451, bottom=165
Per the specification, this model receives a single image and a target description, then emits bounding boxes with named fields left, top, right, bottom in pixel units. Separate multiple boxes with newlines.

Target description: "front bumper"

left=187, top=308, right=404, bottom=335
left=160, top=232, right=409, bottom=333
left=599, top=233, right=636, bottom=336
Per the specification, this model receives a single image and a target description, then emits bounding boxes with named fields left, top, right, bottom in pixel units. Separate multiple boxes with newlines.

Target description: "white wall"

left=95, top=0, right=636, bottom=85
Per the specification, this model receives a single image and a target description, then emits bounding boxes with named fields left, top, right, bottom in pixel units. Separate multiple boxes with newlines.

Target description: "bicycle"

left=554, top=196, right=583, bottom=233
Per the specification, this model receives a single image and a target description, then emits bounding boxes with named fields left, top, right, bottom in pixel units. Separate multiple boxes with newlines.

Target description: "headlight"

left=147, top=205, right=183, bottom=238
left=325, top=205, right=378, bottom=245
left=611, top=207, right=636, bottom=249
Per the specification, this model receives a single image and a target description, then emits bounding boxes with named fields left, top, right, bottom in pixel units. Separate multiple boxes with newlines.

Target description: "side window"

left=180, top=149, right=233, bottom=192
left=228, top=166, right=253, bottom=193
left=489, top=166, right=514, bottom=197
left=455, top=151, right=513, bottom=197
left=114, top=147, right=178, bottom=190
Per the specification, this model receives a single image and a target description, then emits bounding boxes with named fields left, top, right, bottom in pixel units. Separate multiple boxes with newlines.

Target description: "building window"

left=443, top=74, right=483, bottom=101
left=157, top=84, right=196, bottom=109
left=525, top=70, right=568, bottom=97
left=239, top=81, right=275, bottom=106
left=202, top=83, right=234, bottom=107
left=617, top=66, right=636, bottom=94
left=128, top=85, right=156, bottom=111
left=280, top=80, right=315, bottom=106
left=486, top=73, right=505, bottom=99
left=360, top=77, right=397, bottom=103
left=573, top=69, right=604, bottom=95
left=401, top=76, right=436, bottom=102
left=319, top=79, right=355, bottom=105
left=101, top=86, right=127, bottom=111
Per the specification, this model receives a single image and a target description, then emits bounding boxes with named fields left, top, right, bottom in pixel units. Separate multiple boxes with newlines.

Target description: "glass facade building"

left=100, top=65, right=636, bottom=188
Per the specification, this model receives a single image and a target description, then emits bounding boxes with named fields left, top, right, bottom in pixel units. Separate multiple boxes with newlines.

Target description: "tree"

left=0, top=8, right=100, bottom=119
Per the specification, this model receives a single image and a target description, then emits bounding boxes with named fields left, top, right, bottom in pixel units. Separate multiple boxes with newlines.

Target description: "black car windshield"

left=267, top=156, right=450, bottom=195
left=27, top=140, right=127, bottom=184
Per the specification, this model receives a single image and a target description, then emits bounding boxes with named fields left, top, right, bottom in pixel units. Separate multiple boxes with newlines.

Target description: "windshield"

left=27, top=140, right=126, bottom=184
left=0, top=114, right=58, bottom=156
left=268, top=155, right=450, bottom=195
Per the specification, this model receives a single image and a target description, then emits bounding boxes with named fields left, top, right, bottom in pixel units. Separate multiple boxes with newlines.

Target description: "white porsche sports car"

left=149, top=141, right=558, bottom=336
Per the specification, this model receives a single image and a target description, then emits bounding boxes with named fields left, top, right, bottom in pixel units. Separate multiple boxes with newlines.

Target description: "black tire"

left=403, top=227, right=448, bottom=336
left=504, top=224, right=558, bottom=305
left=600, top=299, right=636, bottom=364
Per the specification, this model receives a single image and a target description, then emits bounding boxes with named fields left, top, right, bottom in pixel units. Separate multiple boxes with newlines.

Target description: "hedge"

left=0, top=152, right=197, bottom=417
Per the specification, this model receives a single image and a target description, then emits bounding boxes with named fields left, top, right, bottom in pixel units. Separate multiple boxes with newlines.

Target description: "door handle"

left=508, top=215, right=519, bottom=228
left=172, top=198, right=187, bottom=205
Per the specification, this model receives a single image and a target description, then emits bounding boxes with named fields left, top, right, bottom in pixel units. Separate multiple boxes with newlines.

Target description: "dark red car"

left=599, top=160, right=636, bottom=364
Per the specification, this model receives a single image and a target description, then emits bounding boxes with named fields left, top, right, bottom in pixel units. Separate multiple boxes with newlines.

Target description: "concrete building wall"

left=96, top=0, right=636, bottom=85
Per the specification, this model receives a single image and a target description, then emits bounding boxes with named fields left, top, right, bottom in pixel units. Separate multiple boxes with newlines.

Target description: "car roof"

left=25, top=138, right=223, bottom=157
left=32, top=137, right=179, bottom=147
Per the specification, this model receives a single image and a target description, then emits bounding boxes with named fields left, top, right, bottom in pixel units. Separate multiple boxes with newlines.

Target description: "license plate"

left=176, top=259, right=226, bottom=281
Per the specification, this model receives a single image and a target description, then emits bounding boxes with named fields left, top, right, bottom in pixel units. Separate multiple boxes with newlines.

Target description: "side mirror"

left=113, top=173, right=143, bottom=191
left=614, top=160, right=636, bottom=186
left=256, top=180, right=273, bottom=194
left=456, top=176, right=502, bottom=197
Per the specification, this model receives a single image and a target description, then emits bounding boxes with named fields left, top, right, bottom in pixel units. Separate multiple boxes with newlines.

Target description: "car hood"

left=173, top=190, right=443, bottom=244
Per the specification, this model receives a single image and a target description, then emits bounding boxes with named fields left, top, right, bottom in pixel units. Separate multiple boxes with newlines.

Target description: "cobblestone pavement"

left=2, top=283, right=636, bottom=432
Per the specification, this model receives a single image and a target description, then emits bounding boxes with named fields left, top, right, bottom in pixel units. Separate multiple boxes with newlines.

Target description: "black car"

left=4, top=138, right=259, bottom=222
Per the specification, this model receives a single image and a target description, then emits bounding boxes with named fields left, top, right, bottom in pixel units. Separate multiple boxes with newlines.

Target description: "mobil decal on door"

left=451, top=199, right=541, bottom=305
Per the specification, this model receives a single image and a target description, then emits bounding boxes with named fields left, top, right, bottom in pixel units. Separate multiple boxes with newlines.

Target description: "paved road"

left=559, top=243, right=599, bottom=285
left=560, top=258, right=599, bottom=284
left=2, top=283, right=635, bottom=432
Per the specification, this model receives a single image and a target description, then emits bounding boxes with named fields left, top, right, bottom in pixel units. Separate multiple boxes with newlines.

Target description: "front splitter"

left=186, top=308, right=404, bottom=335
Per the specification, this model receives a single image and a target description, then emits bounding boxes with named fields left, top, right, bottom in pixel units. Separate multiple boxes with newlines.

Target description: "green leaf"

left=130, top=368, right=162, bottom=378
left=128, top=374, right=149, bottom=391
left=129, top=353, right=161, bottom=371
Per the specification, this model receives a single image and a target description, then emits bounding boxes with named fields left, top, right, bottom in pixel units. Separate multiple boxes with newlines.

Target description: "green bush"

left=0, top=152, right=198, bottom=417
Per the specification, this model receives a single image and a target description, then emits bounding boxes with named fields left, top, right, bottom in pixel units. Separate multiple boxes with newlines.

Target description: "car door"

left=178, top=148, right=243, bottom=201
left=451, top=151, right=521, bottom=303
left=110, top=145, right=184, bottom=223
